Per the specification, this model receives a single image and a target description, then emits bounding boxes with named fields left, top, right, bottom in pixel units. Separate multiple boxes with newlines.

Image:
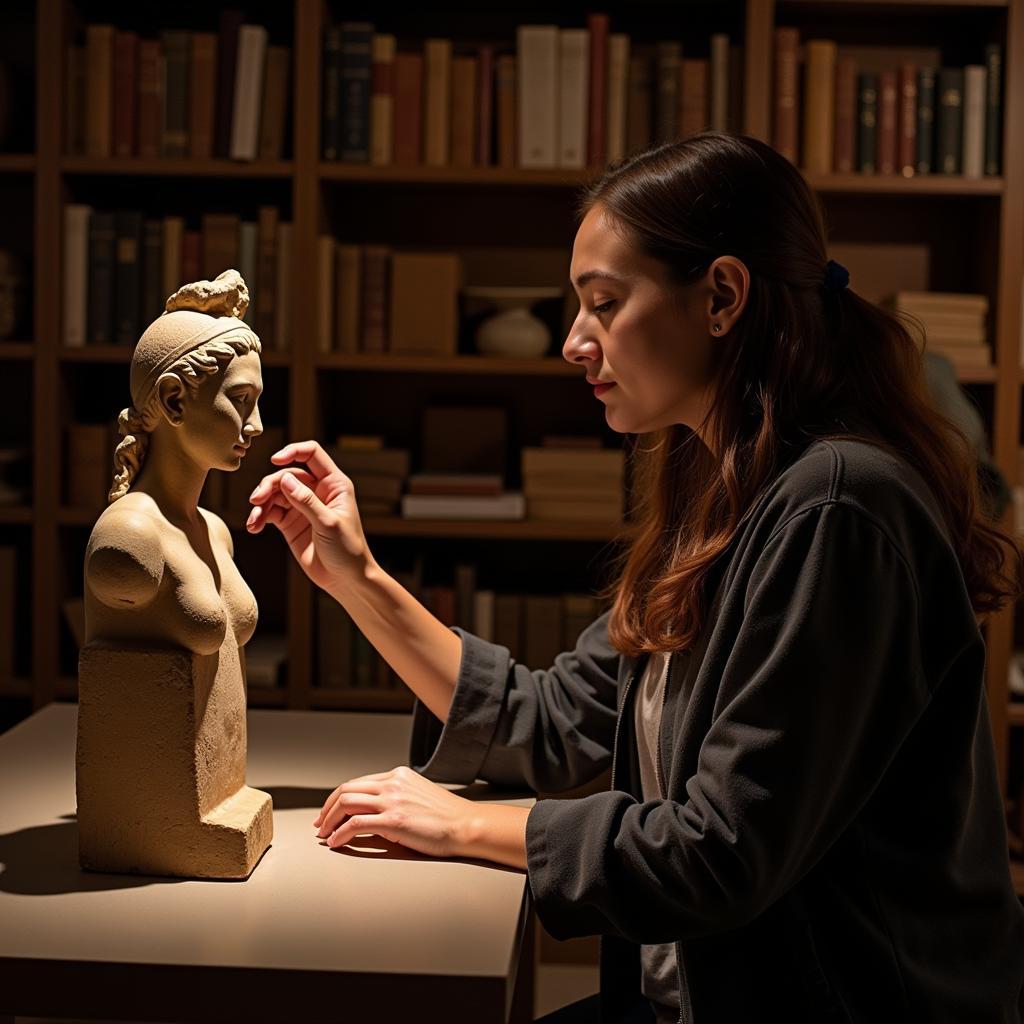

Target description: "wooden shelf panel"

left=805, top=172, right=1003, bottom=196
left=319, top=162, right=596, bottom=187
left=316, top=353, right=578, bottom=376
left=779, top=0, right=1005, bottom=6
left=0, top=154, right=35, bottom=173
left=1008, top=702, right=1024, bottom=727
left=61, top=157, right=294, bottom=178
left=0, top=342, right=34, bottom=359
left=362, top=517, right=626, bottom=541
left=309, top=688, right=415, bottom=712
left=0, top=507, right=32, bottom=524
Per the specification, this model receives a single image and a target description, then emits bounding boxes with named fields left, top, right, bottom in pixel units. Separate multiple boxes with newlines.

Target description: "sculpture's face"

left=181, top=350, right=264, bottom=472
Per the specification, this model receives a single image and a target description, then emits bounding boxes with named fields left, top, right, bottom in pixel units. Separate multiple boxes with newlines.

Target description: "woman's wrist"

left=456, top=803, right=531, bottom=871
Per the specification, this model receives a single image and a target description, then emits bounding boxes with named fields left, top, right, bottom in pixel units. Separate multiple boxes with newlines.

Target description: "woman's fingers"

left=313, top=774, right=391, bottom=827
left=316, top=792, right=383, bottom=839
left=271, top=440, right=341, bottom=483
left=248, top=466, right=317, bottom=506
left=277, top=472, right=336, bottom=531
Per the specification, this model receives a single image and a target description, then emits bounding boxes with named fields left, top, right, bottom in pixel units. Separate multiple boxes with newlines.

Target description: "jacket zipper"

left=654, top=654, right=688, bottom=1024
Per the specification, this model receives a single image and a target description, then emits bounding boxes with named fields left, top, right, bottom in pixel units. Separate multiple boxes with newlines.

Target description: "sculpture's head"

left=109, top=269, right=263, bottom=503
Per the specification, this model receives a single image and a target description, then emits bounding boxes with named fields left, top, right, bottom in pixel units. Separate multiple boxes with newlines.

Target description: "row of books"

left=316, top=572, right=604, bottom=691
left=322, top=20, right=742, bottom=169
left=316, top=241, right=461, bottom=355
left=62, top=204, right=292, bottom=350
left=68, top=17, right=290, bottom=161
left=880, top=291, right=990, bottom=371
left=775, top=32, right=1003, bottom=177
left=0, top=547, right=14, bottom=680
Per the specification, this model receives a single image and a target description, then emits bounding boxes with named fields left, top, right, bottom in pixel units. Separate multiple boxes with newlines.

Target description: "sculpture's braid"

left=109, top=407, right=151, bottom=503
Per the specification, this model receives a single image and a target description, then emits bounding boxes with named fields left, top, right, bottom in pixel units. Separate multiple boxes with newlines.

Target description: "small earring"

left=712, top=322, right=722, bottom=333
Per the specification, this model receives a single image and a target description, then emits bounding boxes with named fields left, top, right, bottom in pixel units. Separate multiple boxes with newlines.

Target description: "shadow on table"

left=0, top=814, right=186, bottom=895
left=260, top=782, right=533, bottom=874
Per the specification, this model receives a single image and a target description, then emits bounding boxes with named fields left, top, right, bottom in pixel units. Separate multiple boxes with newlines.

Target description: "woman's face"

left=181, top=349, right=264, bottom=472
left=563, top=202, right=745, bottom=438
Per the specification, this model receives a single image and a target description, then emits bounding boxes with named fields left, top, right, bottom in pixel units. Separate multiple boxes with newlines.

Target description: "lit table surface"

left=0, top=704, right=536, bottom=1023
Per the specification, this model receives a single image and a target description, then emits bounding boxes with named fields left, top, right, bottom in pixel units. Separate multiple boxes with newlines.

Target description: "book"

left=962, top=64, right=986, bottom=179
left=67, top=424, right=111, bottom=508
left=322, top=26, right=343, bottom=160
left=679, top=59, right=709, bottom=139
left=834, top=56, right=857, bottom=173
left=802, top=40, right=836, bottom=174
left=141, top=218, right=164, bottom=330
left=274, top=221, right=292, bottom=350
left=451, top=54, right=478, bottom=167
left=586, top=14, right=608, bottom=165
left=984, top=44, right=1002, bottom=175
left=518, top=26, right=557, bottom=168
left=201, top=213, right=240, bottom=280
left=655, top=42, right=680, bottom=143
left=162, top=215, right=185, bottom=299
left=477, top=45, right=495, bottom=166
left=361, top=245, right=391, bottom=351
left=496, top=54, right=516, bottom=167
left=627, top=48, right=653, bottom=156
left=522, top=446, right=623, bottom=478
left=773, top=28, right=799, bottom=165
left=341, top=22, right=374, bottom=163
left=161, top=30, right=190, bottom=157
left=137, top=38, right=161, bottom=158
left=393, top=52, right=423, bottom=165
left=937, top=67, right=964, bottom=174
left=331, top=447, right=410, bottom=477
left=897, top=63, right=917, bottom=177
left=558, top=29, right=588, bottom=169
left=400, top=492, right=526, bottom=520
left=230, top=24, right=268, bottom=160
left=335, top=243, right=362, bottom=352
left=258, top=45, right=291, bottom=160
left=422, top=406, right=507, bottom=474
left=388, top=252, right=461, bottom=355
left=494, top=593, right=522, bottom=656
left=857, top=72, right=878, bottom=174
left=63, top=204, right=92, bottom=347
left=112, top=30, right=138, bottom=158
left=85, top=24, right=114, bottom=158
left=237, top=221, right=258, bottom=324
left=87, top=211, right=116, bottom=345
left=527, top=497, right=622, bottom=522
left=424, top=38, right=452, bottom=166
left=317, top=235, right=334, bottom=353
left=255, top=206, right=278, bottom=343
left=370, top=34, right=395, bottom=166
left=606, top=33, right=628, bottom=162
left=407, top=473, right=503, bottom=497
left=338, top=435, right=385, bottom=451
left=917, top=67, right=936, bottom=174
left=190, top=32, right=218, bottom=160
left=473, top=590, right=495, bottom=643
left=215, top=9, right=244, bottom=158
left=709, top=33, right=730, bottom=132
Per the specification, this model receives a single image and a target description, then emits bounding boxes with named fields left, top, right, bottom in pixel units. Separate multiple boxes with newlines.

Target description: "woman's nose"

left=562, top=318, right=599, bottom=366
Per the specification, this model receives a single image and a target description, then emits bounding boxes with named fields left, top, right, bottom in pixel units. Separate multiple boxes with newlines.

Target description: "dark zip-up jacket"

left=408, top=439, right=1024, bottom=1022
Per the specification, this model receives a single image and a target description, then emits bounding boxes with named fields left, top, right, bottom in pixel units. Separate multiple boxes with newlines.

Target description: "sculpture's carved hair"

left=109, top=272, right=260, bottom=502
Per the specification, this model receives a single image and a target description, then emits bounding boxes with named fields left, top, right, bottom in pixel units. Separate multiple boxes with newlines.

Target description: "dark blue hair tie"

left=824, top=258, right=850, bottom=293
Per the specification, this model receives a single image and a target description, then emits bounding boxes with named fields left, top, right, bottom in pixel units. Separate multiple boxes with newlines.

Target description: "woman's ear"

left=155, top=373, right=187, bottom=426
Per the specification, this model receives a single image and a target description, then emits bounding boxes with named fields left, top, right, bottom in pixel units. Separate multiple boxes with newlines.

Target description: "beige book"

left=389, top=252, right=462, bottom=355
left=517, top=25, right=559, bottom=168
left=370, top=34, right=396, bottom=166
left=709, top=33, right=730, bottom=132
left=606, top=34, right=629, bottom=162
left=558, top=29, right=588, bottom=168
left=317, top=235, right=334, bottom=353
left=424, top=38, right=452, bottom=166
left=802, top=40, right=837, bottom=173
left=335, top=243, right=362, bottom=353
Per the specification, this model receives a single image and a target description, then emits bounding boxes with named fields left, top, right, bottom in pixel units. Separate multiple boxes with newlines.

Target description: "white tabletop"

left=0, top=704, right=535, bottom=1023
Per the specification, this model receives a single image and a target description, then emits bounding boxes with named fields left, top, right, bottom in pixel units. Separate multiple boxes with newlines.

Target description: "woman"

left=247, top=133, right=1024, bottom=1021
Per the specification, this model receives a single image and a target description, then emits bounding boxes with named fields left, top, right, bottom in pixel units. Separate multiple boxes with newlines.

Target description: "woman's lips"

left=234, top=444, right=249, bottom=456
left=587, top=378, right=616, bottom=398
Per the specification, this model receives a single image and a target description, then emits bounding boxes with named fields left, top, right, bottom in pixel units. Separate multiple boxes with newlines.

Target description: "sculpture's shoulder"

left=86, top=496, right=166, bottom=609
left=199, top=505, right=234, bottom=557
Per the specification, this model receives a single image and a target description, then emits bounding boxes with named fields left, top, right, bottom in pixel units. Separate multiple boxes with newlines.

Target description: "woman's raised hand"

left=246, top=440, right=374, bottom=593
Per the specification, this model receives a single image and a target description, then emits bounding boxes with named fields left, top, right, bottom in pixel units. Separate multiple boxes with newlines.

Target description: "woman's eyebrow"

left=571, top=269, right=625, bottom=290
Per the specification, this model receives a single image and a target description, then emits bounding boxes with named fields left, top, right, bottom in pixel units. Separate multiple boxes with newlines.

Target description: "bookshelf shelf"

left=362, top=517, right=627, bottom=541
left=0, top=343, right=34, bottom=360
left=309, top=688, right=415, bottom=712
left=0, top=507, right=33, bottom=525
left=0, top=678, right=32, bottom=699
left=247, top=688, right=290, bottom=708
left=0, top=155, right=35, bottom=173
left=58, top=346, right=131, bottom=363
left=60, top=157, right=295, bottom=179
left=804, top=172, right=1004, bottom=196
left=953, top=365, right=998, bottom=384
left=777, top=0, right=1006, bottom=7
left=317, top=162, right=596, bottom=188
left=315, top=353, right=579, bottom=376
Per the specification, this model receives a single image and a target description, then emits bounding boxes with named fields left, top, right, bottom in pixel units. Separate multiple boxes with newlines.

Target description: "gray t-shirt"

left=634, top=651, right=680, bottom=1024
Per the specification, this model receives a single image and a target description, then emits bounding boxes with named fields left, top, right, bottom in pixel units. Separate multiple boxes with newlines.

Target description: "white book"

left=63, top=204, right=92, bottom=347
left=558, top=29, right=588, bottom=168
left=518, top=25, right=559, bottom=168
left=962, top=64, right=987, bottom=180
left=274, top=221, right=292, bottom=351
left=230, top=25, right=269, bottom=161
left=401, top=492, right=527, bottom=520
left=317, top=235, right=335, bottom=353
left=370, top=34, right=396, bottom=166
left=473, top=589, right=496, bottom=642
left=161, top=215, right=184, bottom=300
left=606, top=33, right=629, bottom=163
left=237, top=221, right=258, bottom=323
left=710, top=33, right=730, bottom=132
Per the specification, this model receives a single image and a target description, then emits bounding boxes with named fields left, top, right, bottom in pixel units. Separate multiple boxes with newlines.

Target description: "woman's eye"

left=593, top=300, right=614, bottom=315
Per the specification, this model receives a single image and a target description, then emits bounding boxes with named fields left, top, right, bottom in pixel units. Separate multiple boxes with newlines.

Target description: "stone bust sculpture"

left=76, top=269, right=274, bottom=879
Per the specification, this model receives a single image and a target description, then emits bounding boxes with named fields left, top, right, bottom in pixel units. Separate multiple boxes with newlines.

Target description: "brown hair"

left=579, top=132, right=1021, bottom=656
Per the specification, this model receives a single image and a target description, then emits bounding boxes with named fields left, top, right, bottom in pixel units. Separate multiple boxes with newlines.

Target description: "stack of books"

left=401, top=473, right=525, bottom=520
left=329, top=436, right=410, bottom=519
left=881, top=291, right=990, bottom=371
left=522, top=442, right=624, bottom=523
left=68, top=17, right=290, bottom=161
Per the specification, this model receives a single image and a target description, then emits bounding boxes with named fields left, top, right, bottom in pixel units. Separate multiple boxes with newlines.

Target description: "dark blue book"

left=857, top=72, right=878, bottom=174
left=114, top=210, right=143, bottom=346
left=984, top=44, right=1002, bottom=175
left=937, top=67, right=964, bottom=175
left=87, top=211, right=115, bottom=345
left=916, top=67, right=935, bottom=174
left=340, top=21, right=373, bottom=163
left=140, top=218, right=164, bottom=330
left=322, top=25, right=343, bottom=160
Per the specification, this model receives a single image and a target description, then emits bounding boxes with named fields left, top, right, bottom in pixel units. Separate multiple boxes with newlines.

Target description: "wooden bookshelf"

left=2, top=0, right=1021, bottom=855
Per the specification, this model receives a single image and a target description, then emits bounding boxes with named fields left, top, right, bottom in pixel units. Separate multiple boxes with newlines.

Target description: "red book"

left=586, top=13, right=609, bottom=166
left=136, top=38, right=161, bottom=159
left=877, top=69, right=898, bottom=174
left=113, top=30, right=138, bottom=157
left=476, top=44, right=494, bottom=166
left=181, top=229, right=201, bottom=284
left=833, top=55, right=857, bottom=174
left=393, top=53, right=422, bottom=165
left=898, top=62, right=918, bottom=177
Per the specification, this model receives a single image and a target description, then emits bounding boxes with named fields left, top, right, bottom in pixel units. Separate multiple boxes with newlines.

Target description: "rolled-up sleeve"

left=409, top=610, right=623, bottom=792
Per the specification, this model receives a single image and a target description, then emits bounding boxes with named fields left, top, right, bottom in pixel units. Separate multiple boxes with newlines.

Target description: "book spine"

left=161, top=215, right=185, bottom=299
left=876, top=69, right=897, bottom=174
left=255, top=206, right=278, bottom=343
left=962, top=64, right=986, bottom=179
left=586, top=13, right=608, bottom=165
left=655, top=42, right=680, bottom=144
left=476, top=45, right=494, bottom=166
left=189, top=32, right=218, bottom=160
left=833, top=55, right=857, bottom=174
left=85, top=24, right=114, bottom=158
left=802, top=40, right=836, bottom=173
left=984, top=44, right=1002, bottom=175
left=360, top=246, right=390, bottom=352
left=161, top=31, right=191, bottom=158
left=626, top=50, right=653, bottom=155
left=424, top=38, right=452, bottom=166
left=66, top=45, right=86, bottom=155
left=274, top=221, right=292, bottom=350
left=916, top=67, right=935, bottom=174
left=898, top=62, right=917, bottom=177
left=136, top=39, right=162, bottom=159
left=708, top=33, right=728, bottom=133
left=335, top=243, right=363, bottom=353
left=112, top=30, right=138, bottom=158
left=517, top=27, right=558, bottom=168
left=451, top=55, right=478, bottom=167
left=317, top=235, right=335, bottom=353
left=237, top=221, right=258, bottom=322
left=258, top=45, right=291, bottom=160
left=857, top=72, right=878, bottom=173
left=558, top=29, right=588, bottom=169
left=114, top=210, right=143, bottom=345
left=214, top=9, right=243, bottom=159
left=370, top=34, right=395, bottom=166
left=62, top=204, right=92, bottom=347
left=679, top=59, right=709, bottom=138
left=182, top=229, right=201, bottom=284
left=727, top=44, right=744, bottom=134
left=230, top=25, right=268, bottom=160
left=393, top=53, right=423, bottom=165
left=496, top=54, right=516, bottom=168
left=772, top=28, right=799, bottom=165
left=937, top=67, right=964, bottom=174
left=140, top=218, right=164, bottom=329
left=87, top=211, right=116, bottom=345
left=341, top=21, right=373, bottom=163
